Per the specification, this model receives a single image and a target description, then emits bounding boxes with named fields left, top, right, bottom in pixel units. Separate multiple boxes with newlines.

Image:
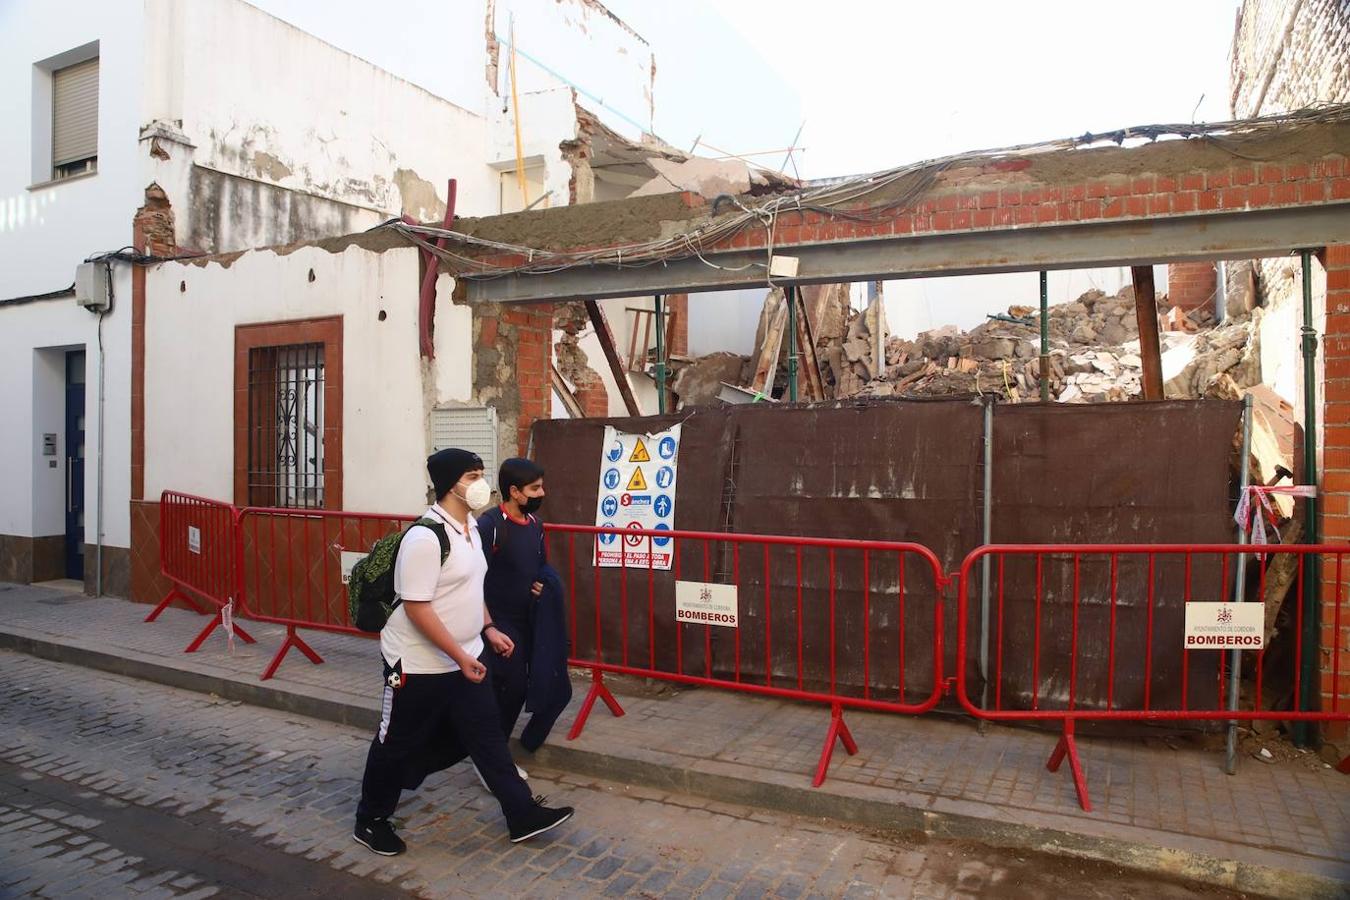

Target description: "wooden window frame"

left=234, top=317, right=342, bottom=509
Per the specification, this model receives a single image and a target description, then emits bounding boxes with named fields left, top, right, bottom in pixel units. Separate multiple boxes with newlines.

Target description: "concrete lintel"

left=464, top=202, right=1350, bottom=304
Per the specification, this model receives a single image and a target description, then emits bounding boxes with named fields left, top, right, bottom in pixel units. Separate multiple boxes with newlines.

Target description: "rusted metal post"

left=1131, top=265, right=1164, bottom=400
left=787, top=285, right=799, bottom=402
left=654, top=295, right=667, bottom=414
left=1039, top=271, right=1050, bottom=401
left=585, top=300, right=642, bottom=417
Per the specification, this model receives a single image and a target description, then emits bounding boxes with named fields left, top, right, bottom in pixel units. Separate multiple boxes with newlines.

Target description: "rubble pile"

left=668, top=274, right=1263, bottom=408
left=835, top=284, right=1257, bottom=403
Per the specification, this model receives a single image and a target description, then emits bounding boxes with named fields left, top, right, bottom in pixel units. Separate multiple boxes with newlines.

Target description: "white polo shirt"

left=380, top=506, right=488, bottom=674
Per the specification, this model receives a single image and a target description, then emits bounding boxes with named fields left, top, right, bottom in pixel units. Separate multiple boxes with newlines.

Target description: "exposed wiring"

left=381, top=103, right=1350, bottom=285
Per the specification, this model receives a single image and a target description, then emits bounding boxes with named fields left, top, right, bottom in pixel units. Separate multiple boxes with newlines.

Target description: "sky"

left=614, top=0, right=1239, bottom=179
left=610, top=1, right=1244, bottom=337
left=248, top=0, right=1244, bottom=338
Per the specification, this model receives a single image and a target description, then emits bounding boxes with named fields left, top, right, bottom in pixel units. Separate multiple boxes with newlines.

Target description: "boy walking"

left=478, top=458, right=573, bottom=754
left=353, top=449, right=573, bottom=856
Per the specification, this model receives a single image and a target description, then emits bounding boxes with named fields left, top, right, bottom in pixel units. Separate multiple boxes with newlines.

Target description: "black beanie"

left=427, top=448, right=484, bottom=500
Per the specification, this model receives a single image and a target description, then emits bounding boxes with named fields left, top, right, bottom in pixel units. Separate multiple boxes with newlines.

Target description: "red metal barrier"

left=149, top=491, right=256, bottom=652
left=956, top=543, right=1350, bottom=811
left=547, top=522, right=947, bottom=787
left=235, top=506, right=414, bottom=680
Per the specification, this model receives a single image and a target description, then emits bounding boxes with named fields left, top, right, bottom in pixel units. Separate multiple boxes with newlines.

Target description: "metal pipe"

left=1039, top=271, right=1050, bottom=401
left=1216, top=260, right=1227, bottom=326
left=787, top=285, right=799, bottom=402
left=1296, top=248, right=1321, bottom=747
left=979, top=396, right=994, bottom=711
left=654, top=295, right=667, bottom=414
left=1225, top=392, right=1254, bottom=774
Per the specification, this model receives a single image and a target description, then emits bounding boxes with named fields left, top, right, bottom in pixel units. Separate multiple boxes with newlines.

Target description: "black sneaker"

left=353, top=818, right=406, bottom=856
left=508, top=796, right=574, bottom=843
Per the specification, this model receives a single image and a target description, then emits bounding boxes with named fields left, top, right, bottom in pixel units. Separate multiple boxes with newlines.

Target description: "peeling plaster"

left=394, top=168, right=447, bottom=222
left=251, top=150, right=293, bottom=182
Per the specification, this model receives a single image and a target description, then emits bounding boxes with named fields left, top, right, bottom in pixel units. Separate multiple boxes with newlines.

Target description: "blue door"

left=65, top=351, right=85, bottom=580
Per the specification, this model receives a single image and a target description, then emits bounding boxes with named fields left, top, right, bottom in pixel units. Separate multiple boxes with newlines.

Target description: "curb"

left=2, top=629, right=1342, bottom=900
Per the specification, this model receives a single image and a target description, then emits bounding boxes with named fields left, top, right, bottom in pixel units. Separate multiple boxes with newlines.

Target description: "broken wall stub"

left=533, top=398, right=1242, bottom=726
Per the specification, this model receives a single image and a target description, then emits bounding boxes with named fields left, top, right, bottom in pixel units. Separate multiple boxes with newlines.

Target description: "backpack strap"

left=413, top=517, right=452, bottom=564
left=389, top=518, right=451, bottom=614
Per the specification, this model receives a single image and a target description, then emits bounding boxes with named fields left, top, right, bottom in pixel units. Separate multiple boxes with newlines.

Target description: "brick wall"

left=1167, top=261, right=1218, bottom=312
left=1230, top=0, right=1350, bottom=118
left=503, top=305, right=554, bottom=454
left=1319, top=243, right=1350, bottom=736
left=1231, top=0, right=1350, bottom=747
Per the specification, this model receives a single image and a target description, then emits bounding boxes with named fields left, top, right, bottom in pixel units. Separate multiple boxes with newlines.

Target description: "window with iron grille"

left=247, top=342, right=325, bottom=508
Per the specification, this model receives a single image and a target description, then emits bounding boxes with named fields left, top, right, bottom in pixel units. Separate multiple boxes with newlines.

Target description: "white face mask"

left=457, top=478, right=493, bottom=510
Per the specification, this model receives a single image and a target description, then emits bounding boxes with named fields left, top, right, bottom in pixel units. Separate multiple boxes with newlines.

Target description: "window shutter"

left=52, top=57, right=99, bottom=167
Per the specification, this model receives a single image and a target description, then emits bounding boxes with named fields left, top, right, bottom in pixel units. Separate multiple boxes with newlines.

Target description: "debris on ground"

left=829, top=284, right=1259, bottom=403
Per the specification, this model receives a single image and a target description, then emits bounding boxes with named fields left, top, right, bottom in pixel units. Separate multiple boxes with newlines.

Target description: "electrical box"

left=430, top=406, right=500, bottom=489
left=75, top=261, right=110, bottom=311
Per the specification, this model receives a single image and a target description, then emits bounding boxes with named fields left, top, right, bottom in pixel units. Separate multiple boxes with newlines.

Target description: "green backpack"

left=348, top=517, right=451, bottom=632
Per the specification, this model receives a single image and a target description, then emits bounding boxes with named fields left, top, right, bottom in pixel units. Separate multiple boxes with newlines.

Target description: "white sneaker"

left=470, top=760, right=528, bottom=789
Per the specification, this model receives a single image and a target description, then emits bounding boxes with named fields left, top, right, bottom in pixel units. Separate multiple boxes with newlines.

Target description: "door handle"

left=67, top=457, right=74, bottom=514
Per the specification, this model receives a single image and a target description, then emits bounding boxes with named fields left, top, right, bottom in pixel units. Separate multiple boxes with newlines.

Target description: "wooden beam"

left=792, top=290, right=826, bottom=401
left=584, top=300, right=642, bottom=417
left=1131, top=265, right=1165, bottom=400
left=748, top=289, right=789, bottom=396
left=550, top=364, right=586, bottom=418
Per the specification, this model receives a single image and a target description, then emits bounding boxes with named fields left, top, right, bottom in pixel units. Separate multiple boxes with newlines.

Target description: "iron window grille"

left=247, top=342, right=325, bottom=508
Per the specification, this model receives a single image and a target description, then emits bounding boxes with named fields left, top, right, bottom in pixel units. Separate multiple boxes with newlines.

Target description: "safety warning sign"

left=594, top=424, right=679, bottom=569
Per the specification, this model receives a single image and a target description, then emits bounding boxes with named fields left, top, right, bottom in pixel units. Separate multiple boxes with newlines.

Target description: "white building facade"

left=0, top=0, right=698, bottom=596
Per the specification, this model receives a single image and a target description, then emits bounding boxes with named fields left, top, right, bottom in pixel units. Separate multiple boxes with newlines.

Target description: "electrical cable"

left=380, top=103, right=1350, bottom=284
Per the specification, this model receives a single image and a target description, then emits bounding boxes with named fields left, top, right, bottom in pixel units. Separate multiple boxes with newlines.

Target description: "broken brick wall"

left=473, top=302, right=554, bottom=458
left=1167, top=261, right=1218, bottom=313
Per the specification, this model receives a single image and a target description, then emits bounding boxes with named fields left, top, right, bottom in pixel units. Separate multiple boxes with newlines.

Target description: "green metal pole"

left=1039, top=271, right=1050, bottom=402
left=787, top=285, right=799, bottom=402
left=654, top=295, right=667, bottom=414
left=1296, top=249, right=1321, bottom=747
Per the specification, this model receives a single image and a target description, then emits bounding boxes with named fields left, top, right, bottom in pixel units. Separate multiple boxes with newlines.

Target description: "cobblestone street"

left=0, top=651, right=1242, bottom=898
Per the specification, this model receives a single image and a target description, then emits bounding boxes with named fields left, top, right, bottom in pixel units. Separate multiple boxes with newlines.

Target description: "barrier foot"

left=260, top=626, right=324, bottom=681
left=1338, top=755, right=1350, bottom=775
left=567, top=670, right=625, bottom=741
left=1046, top=719, right=1092, bottom=812
left=184, top=609, right=257, bottom=654
left=145, top=588, right=205, bottom=623
left=812, top=703, right=859, bottom=788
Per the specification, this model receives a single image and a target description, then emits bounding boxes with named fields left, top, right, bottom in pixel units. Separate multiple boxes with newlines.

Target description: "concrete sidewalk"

left=1, top=581, right=1346, bottom=899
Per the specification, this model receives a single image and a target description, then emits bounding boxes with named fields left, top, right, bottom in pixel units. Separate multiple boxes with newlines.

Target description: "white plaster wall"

left=0, top=0, right=145, bottom=298
left=687, top=289, right=765, bottom=356
left=163, top=0, right=498, bottom=227
left=0, top=2, right=140, bottom=548
left=145, top=245, right=472, bottom=514
left=0, top=269, right=132, bottom=546
left=497, top=0, right=654, bottom=140
left=433, top=273, right=474, bottom=406
left=489, top=87, right=578, bottom=213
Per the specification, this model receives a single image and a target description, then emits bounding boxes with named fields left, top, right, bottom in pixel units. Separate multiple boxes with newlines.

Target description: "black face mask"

left=522, top=495, right=544, bottom=514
